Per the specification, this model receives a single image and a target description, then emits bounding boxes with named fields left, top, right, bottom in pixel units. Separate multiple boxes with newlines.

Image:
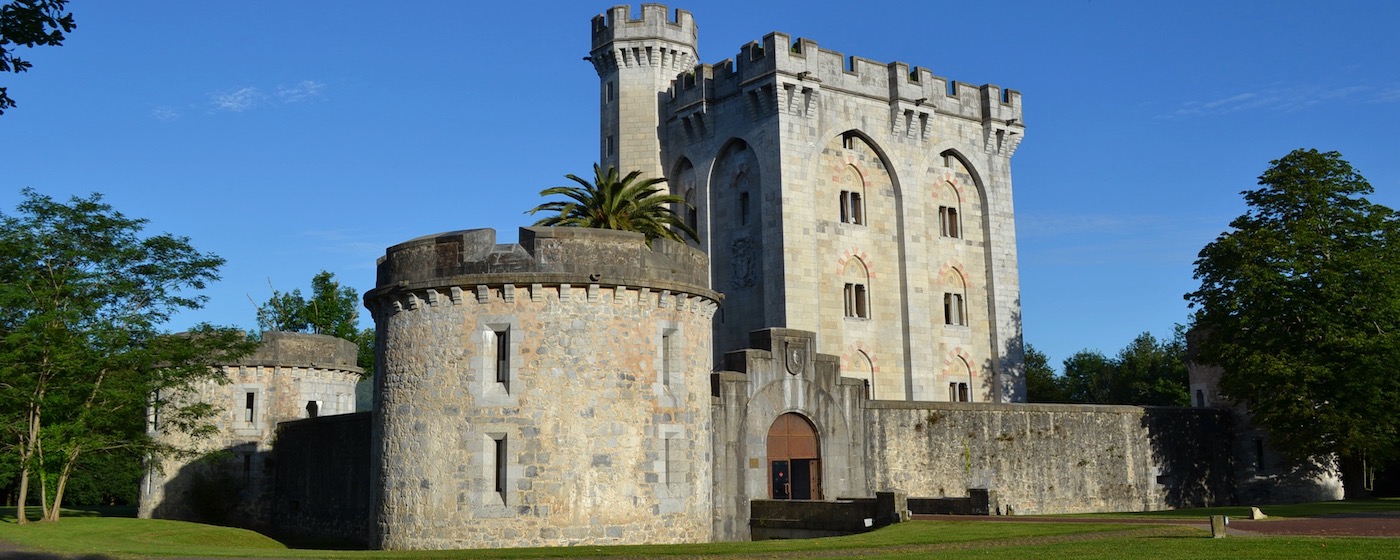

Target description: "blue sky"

left=3, top=1, right=1396, bottom=371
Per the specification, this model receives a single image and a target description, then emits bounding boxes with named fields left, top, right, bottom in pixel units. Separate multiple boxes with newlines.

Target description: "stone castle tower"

left=363, top=227, right=719, bottom=549
left=139, top=332, right=361, bottom=528
left=590, top=4, right=697, bottom=183
left=592, top=5, right=1027, bottom=403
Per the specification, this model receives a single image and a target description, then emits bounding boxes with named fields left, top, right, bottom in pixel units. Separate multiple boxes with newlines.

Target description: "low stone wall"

left=272, top=412, right=373, bottom=547
left=908, top=489, right=995, bottom=515
left=865, top=402, right=1233, bottom=515
left=750, top=491, right=907, bottom=540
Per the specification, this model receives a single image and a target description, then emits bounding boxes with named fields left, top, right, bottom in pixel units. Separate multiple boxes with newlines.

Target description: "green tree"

left=1061, top=350, right=1116, bottom=404
left=1186, top=149, right=1400, bottom=486
left=528, top=164, right=698, bottom=244
left=0, top=189, right=253, bottom=523
left=1024, top=343, right=1069, bottom=403
left=0, top=0, right=75, bottom=115
left=256, top=271, right=372, bottom=374
left=1112, top=330, right=1189, bottom=406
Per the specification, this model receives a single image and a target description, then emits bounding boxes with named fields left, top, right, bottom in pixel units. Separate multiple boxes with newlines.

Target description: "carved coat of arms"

left=785, top=340, right=806, bottom=375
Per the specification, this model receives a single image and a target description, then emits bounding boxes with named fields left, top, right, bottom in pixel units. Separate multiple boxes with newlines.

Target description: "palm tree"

left=527, top=164, right=699, bottom=243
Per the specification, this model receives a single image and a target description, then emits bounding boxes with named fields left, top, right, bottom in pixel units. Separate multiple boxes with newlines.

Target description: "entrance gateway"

left=767, top=413, right=822, bottom=500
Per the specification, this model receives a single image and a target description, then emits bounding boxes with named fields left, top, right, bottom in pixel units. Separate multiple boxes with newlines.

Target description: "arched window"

left=671, top=158, right=698, bottom=234
left=948, top=357, right=973, bottom=402
left=847, top=350, right=875, bottom=399
left=937, top=182, right=962, bottom=238
left=842, top=257, right=870, bottom=319
left=838, top=164, right=865, bottom=226
left=942, top=269, right=967, bottom=327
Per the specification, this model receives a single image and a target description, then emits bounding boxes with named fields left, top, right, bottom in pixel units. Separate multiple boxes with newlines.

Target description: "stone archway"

left=767, top=413, right=822, bottom=500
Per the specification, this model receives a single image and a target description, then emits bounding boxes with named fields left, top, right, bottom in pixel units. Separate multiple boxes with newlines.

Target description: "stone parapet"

left=368, top=227, right=717, bottom=307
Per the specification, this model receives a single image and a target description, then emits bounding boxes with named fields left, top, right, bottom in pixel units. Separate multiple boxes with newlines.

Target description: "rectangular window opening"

left=940, top=206, right=961, bottom=238
left=854, top=284, right=868, bottom=318
left=494, top=436, right=508, bottom=501
left=944, top=293, right=966, bottom=326
left=839, top=191, right=865, bottom=225
left=661, top=331, right=674, bottom=387
left=605, top=135, right=615, bottom=157
left=244, top=392, right=255, bottom=423
left=739, top=192, right=750, bottom=225
left=664, top=437, right=673, bottom=485
left=494, top=328, right=511, bottom=390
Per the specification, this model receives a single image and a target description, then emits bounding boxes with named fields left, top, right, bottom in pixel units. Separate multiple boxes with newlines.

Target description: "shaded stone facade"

left=139, top=331, right=361, bottom=529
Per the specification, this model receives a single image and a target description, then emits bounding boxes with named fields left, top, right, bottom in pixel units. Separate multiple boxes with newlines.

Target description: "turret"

left=589, top=4, right=698, bottom=186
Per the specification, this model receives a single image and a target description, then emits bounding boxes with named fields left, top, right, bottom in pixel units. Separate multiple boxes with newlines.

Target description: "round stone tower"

left=364, top=227, right=719, bottom=550
left=590, top=4, right=697, bottom=183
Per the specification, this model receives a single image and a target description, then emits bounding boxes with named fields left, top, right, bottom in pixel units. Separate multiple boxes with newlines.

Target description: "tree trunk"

left=43, top=444, right=80, bottom=522
left=14, top=399, right=42, bottom=525
left=15, top=462, right=29, bottom=525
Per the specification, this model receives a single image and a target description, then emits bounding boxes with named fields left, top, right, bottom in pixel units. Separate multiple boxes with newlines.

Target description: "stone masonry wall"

left=366, top=227, right=719, bottom=550
left=139, top=332, right=362, bottom=529
left=865, top=402, right=1234, bottom=515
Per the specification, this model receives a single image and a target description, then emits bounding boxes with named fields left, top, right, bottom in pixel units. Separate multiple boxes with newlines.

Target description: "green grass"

left=0, top=504, right=1396, bottom=559
left=1062, top=498, right=1400, bottom=520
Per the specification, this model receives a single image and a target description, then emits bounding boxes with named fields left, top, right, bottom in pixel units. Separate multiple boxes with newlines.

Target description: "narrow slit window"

left=494, top=436, right=508, bottom=500
left=661, top=331, right=674, bottom=387
left=244, top=392, right=255, bottom=423
left=739, top=192, right=750, bottom=225
left=664, top=437, right=673, bottom=485
left=494, top=328, right=511, bottom=390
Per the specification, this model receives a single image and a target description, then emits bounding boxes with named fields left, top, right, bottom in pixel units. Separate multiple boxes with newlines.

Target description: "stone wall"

left=272, top=412, right=373, bottom=546
left=139, top=332, right=362, bottom=529
left=864, top=401, right=1234, bottom=515
left=365, top=227, right=719, bottom=550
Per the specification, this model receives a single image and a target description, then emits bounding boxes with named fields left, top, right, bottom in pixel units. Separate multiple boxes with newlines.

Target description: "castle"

left=139, top=5, right=1321, bottom=551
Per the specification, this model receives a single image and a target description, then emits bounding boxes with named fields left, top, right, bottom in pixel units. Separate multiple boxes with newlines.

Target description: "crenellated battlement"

left=591, top=4, right=697, bottom=53
left=366, top=227, right=718, bottom=307
left=663, top=31, right=1023, bottom=129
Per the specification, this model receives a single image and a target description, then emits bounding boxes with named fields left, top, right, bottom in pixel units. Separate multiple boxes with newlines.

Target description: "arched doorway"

left=767, top=413, right=822, bottom=500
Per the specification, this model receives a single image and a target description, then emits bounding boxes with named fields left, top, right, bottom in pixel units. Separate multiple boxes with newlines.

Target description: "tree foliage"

left=1028, top=332, right=1188, bottom=406
left=255, top=271, right=373, bottom=375
left=527, top=164, right=699, bottom=244
left=0, top=188, right=254, bottom=522
left=0, top=0, right=75, bottom=115
left=1186, top=149, right=1400, bottom=469
left=1024, top=343, right=1069, bottom=403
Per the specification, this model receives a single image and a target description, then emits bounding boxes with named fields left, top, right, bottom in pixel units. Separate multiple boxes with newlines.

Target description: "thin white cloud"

left=211, top=86, right=265, bottom=112
left=151, top=105, right=182, bottom=121
left=278, top=80, right=325, bottom=103
left=1168, top=83, right=1397, bottom=118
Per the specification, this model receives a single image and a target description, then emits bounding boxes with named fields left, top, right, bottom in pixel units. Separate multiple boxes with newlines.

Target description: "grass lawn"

left=1064, top=497, right=1400, bottom=520
left=0, top=504, right=1396, bottom=559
